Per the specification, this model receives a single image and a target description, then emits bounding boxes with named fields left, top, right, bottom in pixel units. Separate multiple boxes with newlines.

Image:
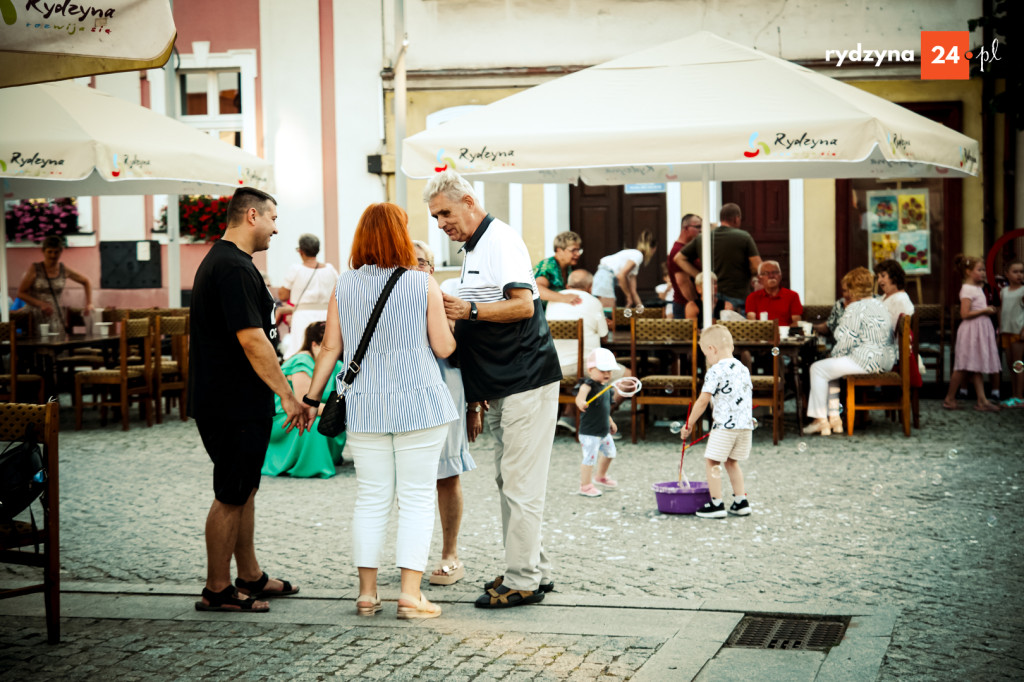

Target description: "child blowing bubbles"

left=574, top=348, right=620, bottom=497
left=681, top=325, right=753, bottom=518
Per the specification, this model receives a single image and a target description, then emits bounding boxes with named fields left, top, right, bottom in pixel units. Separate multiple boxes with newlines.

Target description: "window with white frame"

left=179, top=70, right=244, bottom=148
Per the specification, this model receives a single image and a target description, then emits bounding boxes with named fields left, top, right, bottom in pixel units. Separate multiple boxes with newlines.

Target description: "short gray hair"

left=297, top=233, right=320, bottom=258
left=567, top=269, right=593, bottom=290
left=422, top=169, right=480, bottom=205
left=412, top=239, right=434, bottom=268
left=553, top=231, right=581, bottom=250
left=758, top=260, right=781, bottom=275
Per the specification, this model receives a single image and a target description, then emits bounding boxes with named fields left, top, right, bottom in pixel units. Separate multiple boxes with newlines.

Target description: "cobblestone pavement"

left=1, top=399, right=1022, bottom=680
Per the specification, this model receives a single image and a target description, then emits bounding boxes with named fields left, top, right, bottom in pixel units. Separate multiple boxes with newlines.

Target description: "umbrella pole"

left=700, top=165, right=714, bottom=330
left=1, top=208, right=8, bottom=323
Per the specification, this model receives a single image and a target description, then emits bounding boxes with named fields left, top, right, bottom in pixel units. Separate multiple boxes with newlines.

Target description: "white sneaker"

left=556, top=418, right=577, bottom=434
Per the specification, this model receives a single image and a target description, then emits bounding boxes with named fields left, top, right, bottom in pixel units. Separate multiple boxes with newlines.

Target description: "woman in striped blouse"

left=303, top=203, right=458, bottom=620
left=804, top=267, right=896, bottom=436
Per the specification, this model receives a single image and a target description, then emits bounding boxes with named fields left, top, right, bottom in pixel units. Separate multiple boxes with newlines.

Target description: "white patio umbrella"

left=0, top=0, right=175, bottom=88
left=1, top=81, right=275, bottom=320
left=402, top=32, right=980, bottom=325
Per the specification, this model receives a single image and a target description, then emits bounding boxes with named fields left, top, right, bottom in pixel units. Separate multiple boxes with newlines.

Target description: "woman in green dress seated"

left=262, top=321, right=346, bottom=478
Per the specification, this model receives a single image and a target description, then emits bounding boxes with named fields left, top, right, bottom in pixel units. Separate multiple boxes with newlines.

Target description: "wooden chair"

left=1, top=321, right=45, bottom=404
left=548, top=318, right=584, bottom=438
left=720, top=320, right=784, bottom=445
left=630, top=317, right=697, bottom=443
left=152, top=315, right=189, bottom=423
left=612, top=305, right=663, bottom=330
left=74, top=318, right=153, bottom=431
left=844, top=314, right=912, bottom=437
left=914, top=303, right=945, bottom=385
left=0, top=401, right=60, bottom=643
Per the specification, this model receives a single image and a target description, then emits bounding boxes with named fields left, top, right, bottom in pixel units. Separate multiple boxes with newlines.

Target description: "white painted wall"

left=259, top=0, right=326, bottom=283
left=405, top=0, right=982, bottom=69
left=93, top=72, right=146, bottom=241
left=333, top=0, right=387, bottom=271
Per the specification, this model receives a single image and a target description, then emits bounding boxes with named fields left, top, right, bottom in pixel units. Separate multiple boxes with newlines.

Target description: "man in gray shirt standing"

left=679, top=203, right=762, bottom=315
left=426, top=170, right=562, bottom=609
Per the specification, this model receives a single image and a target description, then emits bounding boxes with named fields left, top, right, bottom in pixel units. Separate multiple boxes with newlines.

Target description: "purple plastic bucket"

left=651, top=481, right=711, bottom=514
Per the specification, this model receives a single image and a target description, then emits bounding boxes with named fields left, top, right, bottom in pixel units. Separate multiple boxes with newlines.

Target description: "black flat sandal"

left=235, top=571, right=299, bottom=598
left=194, top=586, right=270, bottom=612
left=484, top=575, right=554, bottom=593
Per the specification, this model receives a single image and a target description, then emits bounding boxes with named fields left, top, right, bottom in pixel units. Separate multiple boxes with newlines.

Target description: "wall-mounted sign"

left=867, top=189, right=930, bottom=275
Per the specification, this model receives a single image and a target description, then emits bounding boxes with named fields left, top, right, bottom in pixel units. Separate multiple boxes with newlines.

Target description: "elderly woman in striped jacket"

left=803, top=267, right=896, bottom=436
left=303, top=203, right=458, bottom=620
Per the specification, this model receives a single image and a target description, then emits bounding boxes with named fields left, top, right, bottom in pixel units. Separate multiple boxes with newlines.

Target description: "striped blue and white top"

left=335, top=265, right=458, bottom=434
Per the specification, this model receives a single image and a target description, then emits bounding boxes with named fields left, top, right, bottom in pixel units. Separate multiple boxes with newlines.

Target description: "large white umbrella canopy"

left=404, top=32, right=978, bottom=183
left=402, top=32, right=979, bottom=326
left=0, top=0, right=175, bottom=88
left=1, top=81, right=275, bottom=319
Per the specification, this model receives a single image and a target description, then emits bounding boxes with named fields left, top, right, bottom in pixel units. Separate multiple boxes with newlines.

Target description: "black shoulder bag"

left=318, top=268, right=406, bottom=437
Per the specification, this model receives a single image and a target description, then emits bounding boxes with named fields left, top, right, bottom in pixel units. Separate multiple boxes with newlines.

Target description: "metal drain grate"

left=725, top=615, right=849, bottom=652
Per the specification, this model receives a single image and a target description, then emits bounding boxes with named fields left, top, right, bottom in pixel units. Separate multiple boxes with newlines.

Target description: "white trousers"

left=807, top=356, right=865, bottom=419
left=347, top=424, right=447, bottom=571
left=486, top=381, right=559, bottom=592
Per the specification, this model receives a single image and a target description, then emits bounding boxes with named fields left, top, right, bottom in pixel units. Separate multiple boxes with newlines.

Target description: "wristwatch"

left=302, top=395, right=321, bottom=408
left=468, top=403, right=482, bottom=413
left=469, top=301, right=479, bottom=322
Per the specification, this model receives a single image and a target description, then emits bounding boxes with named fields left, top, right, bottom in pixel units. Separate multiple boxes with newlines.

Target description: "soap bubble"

left=635, top=304, right=645, bottom=315
left=947, top=448, right=958, bottom=460
left=669, top=421, right=682, bottom=434
left=931, top=473, right=942, bottom=486
left=664, top=384, right=675, bottom=394
left=987, top=515, right=998, bottom=527
left=797, top=442, right=808, bottom=454
left=710, top=465, right=722, bottom=479
left=837, top=403, right=844, bottom=415
left=771, top=346, right=780, bottom=357
left=871, top=484, right=883, bottom=497
left=1014, top=360, right=1024, bottom=374
left=751, top=417, right=759, bottom=430
left=623, top=308, right=633, bottom=318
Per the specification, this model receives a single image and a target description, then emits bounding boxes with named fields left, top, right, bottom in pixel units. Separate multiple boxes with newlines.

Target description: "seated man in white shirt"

left=547, top=270, right=630, bottom=430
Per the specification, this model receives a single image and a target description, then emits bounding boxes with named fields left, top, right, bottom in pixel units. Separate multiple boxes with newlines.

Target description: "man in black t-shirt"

left=188, top=187, right=307, bottom=613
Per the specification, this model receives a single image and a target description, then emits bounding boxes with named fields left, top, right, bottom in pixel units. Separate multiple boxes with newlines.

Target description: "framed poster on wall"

left=867, top=189, right=930, bottom=275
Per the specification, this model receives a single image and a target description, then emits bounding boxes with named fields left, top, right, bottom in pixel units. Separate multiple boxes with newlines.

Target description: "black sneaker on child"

left=695, top=500, right=726, bottom=519
left=728, top=499, right=751, bottom=516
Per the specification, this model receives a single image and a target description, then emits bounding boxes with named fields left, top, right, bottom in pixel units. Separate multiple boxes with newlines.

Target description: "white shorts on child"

left=579, top=434, right=616, bottom=466
left=703, top=429, right=751, bottom=463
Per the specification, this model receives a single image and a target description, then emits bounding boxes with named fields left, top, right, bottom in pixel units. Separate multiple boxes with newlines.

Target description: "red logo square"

left=921, top=31, right=970, bottom=80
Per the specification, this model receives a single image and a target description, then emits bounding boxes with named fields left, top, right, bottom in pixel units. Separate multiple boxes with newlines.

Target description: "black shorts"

left=196, top=418, right=272, bottom=506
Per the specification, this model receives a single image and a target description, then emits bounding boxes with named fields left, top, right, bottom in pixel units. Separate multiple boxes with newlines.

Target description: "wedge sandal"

left=428, top=560, right=465, bottom=586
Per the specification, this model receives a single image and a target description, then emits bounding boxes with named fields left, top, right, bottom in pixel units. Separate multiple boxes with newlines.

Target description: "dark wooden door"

left=722, top=181, right=791, bottom=288
left=569, top=182, right=666, bottom=303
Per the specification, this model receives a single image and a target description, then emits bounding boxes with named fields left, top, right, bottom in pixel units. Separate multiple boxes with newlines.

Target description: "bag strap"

left=340, top=267, right=406, bottom=389
left=42, top=264, right=70, bottom=334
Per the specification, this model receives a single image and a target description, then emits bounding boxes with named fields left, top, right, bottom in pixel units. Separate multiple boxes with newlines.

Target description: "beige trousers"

left=485, top=380, right=559, bottom=592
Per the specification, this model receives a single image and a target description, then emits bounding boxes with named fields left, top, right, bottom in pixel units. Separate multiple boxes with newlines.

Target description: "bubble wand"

left=678, top=403, right=692, bottom=488
left=585, top=376, right=642, bottom=405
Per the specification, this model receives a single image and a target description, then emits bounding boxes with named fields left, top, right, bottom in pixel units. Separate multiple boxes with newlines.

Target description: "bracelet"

left=301, top=395, right=321, bottom=408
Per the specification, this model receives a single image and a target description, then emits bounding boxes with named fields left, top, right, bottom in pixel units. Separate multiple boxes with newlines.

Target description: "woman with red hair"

left=303, top=203, right=458, bottom=619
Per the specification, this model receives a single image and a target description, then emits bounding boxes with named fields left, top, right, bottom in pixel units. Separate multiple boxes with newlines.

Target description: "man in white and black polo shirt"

left=426, top=170, right=562, bottom=610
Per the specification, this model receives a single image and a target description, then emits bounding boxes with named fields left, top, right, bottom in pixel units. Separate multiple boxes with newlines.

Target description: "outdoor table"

left=13, top=331, right=121, bottom=396
left=731, top=334, right=825, bottom=425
